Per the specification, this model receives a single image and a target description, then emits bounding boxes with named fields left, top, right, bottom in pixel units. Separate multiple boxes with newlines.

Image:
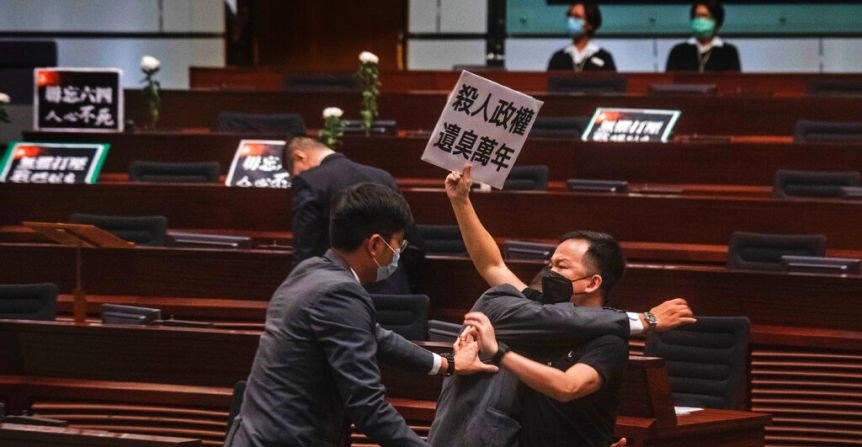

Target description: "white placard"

left=421, top=71, right=543, bottom=189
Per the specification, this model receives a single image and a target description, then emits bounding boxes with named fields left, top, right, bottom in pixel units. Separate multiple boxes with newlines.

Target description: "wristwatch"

left=644, top=311, right=658, bottom=331
left=490, top=342, right=510, bottom=366
left=443, top=352, right=455, bottom=376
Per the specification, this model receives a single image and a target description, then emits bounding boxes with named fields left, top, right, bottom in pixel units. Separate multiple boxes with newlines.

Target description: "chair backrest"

left=215, top=112, right=306, bottom=134
left=644, top=316, right=751, bottom=410
left=504, top=165, right=549, bottom=191
left=283, top=73, right=357, bottom=92
left=0, top=283, right=57, bottom=321
left=129, top=160, right=221, bottom=183
left=773, top=169, right=861, bottom=199
left=648, top=83, right=717, bottom=96
left=342, top=119, right=398, bottom=136
left=417, top=224, right=466, bottom=256
left=794, top=120, right=862, bottom=144
left=807, top=78, right=862, bottom=97
left=224, top=380, right=247, bottom=447
left=531, top=116, right=590, bottom=138
left=428, top=319, right=462, bottom=342
left=69, top=213, right=169, bottom=246
left=547, top=76, right=627, bottom=94
left=0, top=41, right=57, bottom=105
left=727, top=231, right=827, bottom=271
left=370, top=294, right=430, bottom=341
left=503, top=240, right=556, bottom=262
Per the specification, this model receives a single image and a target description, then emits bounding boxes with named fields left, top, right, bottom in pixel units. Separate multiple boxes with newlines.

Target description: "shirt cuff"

left=428, top=353, right=442, bottom=375
left=627, top=312, right=645, bottom=335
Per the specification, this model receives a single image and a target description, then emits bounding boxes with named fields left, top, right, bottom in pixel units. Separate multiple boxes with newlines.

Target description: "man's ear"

left=585, top=274, right=603, bottom=294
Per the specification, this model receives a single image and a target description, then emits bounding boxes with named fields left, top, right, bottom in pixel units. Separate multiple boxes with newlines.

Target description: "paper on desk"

left=674, top=406, right=704, bottom=415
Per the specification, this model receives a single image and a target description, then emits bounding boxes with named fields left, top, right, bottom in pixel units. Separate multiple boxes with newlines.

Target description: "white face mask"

left=371, top=238, right=401, bottom=282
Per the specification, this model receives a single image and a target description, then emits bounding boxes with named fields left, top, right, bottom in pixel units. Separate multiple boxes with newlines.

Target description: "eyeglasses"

left=380, top=237, right=409, bottom=253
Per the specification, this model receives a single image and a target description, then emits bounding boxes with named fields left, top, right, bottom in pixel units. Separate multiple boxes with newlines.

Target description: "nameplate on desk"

left=0, top=141, right=110, bottom=184
left=781, top=255, right=862, bottom=274
left=567, top=179, right=629, bottom=193
left=225, top=139, right=290, bottom=188
left=33, top=67, right=123, bottom=133
left=582, top=107, right=681, bottom=143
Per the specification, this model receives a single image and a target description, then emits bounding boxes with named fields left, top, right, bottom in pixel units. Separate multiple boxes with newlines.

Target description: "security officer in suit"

left=286, top=135, right=423, bottom=294
left=228, top=183, right=497, bottom=447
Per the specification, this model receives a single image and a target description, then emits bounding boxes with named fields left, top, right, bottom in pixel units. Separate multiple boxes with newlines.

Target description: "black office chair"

left=370, top=294, right=430, bottom=341
left=0, top=41, right=57, bottom=105
left=645, top=316, right=751, bottom=410
left=428, top=319, right=462, bottom=342
left=215, top=112, right=306, bottom=135
left=727, top=231, right=826, bottom=271
left=504, top=165, right=549, bottom=191
left=547, top=76, right=627, bottom=95
left=0, top=283, right=57, bottom=321
left=224, top=380, right=247, bottom=447
left=283, top=73, right=357, bottom=92
left=417, top=224, right=466, bottom=256
left=503, top=240, right=556, bottom=262
left=648, top=84, right=717, bottom=96
left=531, top=116, right=590, bottom=138
left=807, top=78, right=862, bottom=97
left=69, top=213, right=170, bottom=246
left=793, top=120, right=862, bottom=144
left=129, top=160, right=221, bottom=183
left=773, top=169, right=860, bottom=199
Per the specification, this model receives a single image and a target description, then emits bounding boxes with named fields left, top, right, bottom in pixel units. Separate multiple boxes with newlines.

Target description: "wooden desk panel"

left=189, top=68, right=862, bottom=98
left=23, top=131, right=862, bottom=187
left=123, top=89, right=862, bottom=136
left=3, top=184, right=862, bottom=249
left=3, top=244, right=862, bottom=332
left=0, top=423, right=202, bottom=447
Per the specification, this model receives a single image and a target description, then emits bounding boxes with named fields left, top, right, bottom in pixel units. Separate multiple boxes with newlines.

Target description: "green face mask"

left=691, top=17, right=716, bottom=39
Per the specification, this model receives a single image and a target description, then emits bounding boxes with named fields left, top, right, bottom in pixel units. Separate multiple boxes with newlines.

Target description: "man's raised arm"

left=445, top=163, right=527, bottom=290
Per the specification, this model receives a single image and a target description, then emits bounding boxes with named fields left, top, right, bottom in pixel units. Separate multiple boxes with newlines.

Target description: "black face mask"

left=540, top=269, right=592, bottom=304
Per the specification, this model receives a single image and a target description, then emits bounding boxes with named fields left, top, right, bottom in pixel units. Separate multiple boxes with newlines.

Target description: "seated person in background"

left=428, top=164, right=695, bottom=447
left=666, top=0, right=741, bottom=72
left=548, top=2, right=617, bottom=72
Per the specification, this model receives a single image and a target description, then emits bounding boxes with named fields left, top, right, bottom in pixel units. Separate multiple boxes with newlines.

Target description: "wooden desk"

left=3, top=183, right=862, bottom=250
left=0, top=322, right=770, bottom=447
left=0, top=423, right=202, bottom=447
left=22, top=131, right=862, bottom=187
left=123, top=89, right=862, bottom=136
left=189, top=68, right=862, bottom=98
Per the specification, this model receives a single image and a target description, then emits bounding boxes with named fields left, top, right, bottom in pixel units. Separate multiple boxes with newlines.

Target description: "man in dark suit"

left=229, top=183, right=497, bottom=447
left=428, top=165, right=695, bottom=446
left=286, top=136, right=423, bottom=293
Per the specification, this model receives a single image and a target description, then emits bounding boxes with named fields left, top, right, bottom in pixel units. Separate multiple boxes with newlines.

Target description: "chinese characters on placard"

left=42, top=85, right=115, bottom=127
left=8, top=155, right=89, bottom=183
left=590, top=119, right=666, bottom=142
left=233, top=154, right=290, bottom=188
left=433, top=82, right=537, bottom=172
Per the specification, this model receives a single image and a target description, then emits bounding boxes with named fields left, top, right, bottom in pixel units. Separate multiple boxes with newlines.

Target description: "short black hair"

left=691, top=0, right=725, bottom=28
left=330, top=183, right=413, bottom=251
left=284, top=135, right=325, bottom=174
left=558, top=230, right=625, bottom=303
left=568, top=2, right=603, bottom=36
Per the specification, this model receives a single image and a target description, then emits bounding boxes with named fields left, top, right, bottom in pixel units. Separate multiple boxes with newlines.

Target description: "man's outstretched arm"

left=445, top=163, right=528, bottom=290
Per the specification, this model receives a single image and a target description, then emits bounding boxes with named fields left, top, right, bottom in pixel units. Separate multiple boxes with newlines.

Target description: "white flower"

left=322, top=107, right=344, bottom=119
left=140, top=55, right=160, bottom=72
left=358, top=51, right=379, bottom=65
left=0, top=92, right=9, bottom=104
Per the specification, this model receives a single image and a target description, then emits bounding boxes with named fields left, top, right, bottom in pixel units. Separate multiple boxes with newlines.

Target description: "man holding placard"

left=428, top=164, right=695, bottom=447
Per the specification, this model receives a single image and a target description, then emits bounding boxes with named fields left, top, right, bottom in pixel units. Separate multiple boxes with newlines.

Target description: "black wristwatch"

left=644, top=311, right=658, bottom=331
left=443, top=352, right=455, bottom=376
left=490, top=342, right=509, bottom=366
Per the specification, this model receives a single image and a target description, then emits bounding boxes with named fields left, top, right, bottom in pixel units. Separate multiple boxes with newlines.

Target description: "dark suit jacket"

left=230, top=250, right=433, bottom=447
left=547, top=48, right=617, bottom=72
left=291, top=152, right=424, bottom=293
left=428, top=284, right=630, bottom=447
left=665, top=42, right=741, bottom=72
